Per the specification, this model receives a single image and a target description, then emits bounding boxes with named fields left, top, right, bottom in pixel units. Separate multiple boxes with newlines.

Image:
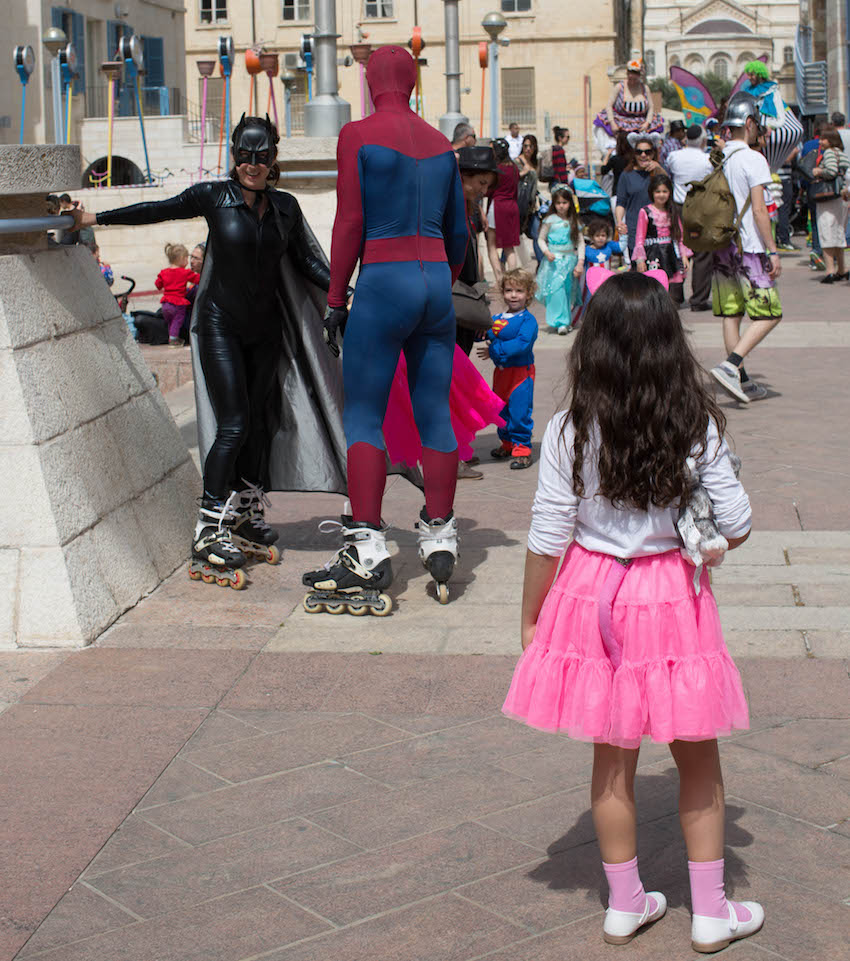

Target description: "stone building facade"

left=644, top=0, right=799, bottom=101
left=184, top=0, right=629, bottom=147
left=4, top=0, right=187, bottom=149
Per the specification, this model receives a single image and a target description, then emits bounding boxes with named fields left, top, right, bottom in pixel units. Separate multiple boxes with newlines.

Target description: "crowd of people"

left=56, top=44, right=850, bottom=955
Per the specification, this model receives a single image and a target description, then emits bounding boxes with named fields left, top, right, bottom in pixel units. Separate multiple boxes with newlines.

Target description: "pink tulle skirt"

left=383, top=346, right=505, bottom=467
left=503, top=543, right=750, bottom=748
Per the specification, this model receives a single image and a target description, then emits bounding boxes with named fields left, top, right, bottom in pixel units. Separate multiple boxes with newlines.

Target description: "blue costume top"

left=488, top=309, right=537, bottom=368
left=585, top=240, right=623, bottom=266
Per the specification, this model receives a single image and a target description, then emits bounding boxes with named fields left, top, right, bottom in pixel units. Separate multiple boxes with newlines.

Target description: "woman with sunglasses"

left=614, top=137, right=663, bottom=257
left=73, top=115, right=344, bottom=586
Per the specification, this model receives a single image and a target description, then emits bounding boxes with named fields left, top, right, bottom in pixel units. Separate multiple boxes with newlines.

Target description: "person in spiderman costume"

left=302, top=45, right=469, bottom=610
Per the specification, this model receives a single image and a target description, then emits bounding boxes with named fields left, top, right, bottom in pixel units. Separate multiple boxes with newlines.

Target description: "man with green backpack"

left=682, top=91, right=782, bottom=403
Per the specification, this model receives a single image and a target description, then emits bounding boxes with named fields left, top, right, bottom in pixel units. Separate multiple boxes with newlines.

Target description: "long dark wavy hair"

left=549, top=185, right=580, bottom=247
left=521, top=134, right=538, bottom=168
left=647, top=172, right=681, bottom=244
left=560, top=272, right=726, bottom=510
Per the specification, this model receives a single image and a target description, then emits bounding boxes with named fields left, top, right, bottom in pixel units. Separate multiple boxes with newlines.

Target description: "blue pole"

left=135, top=75, right=153, bottom=183
left=19, top=83, right=26, bottom=145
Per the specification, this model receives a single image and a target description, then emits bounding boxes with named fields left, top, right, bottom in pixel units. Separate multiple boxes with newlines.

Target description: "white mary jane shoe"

left=603, top=891, right=667, bottom=945
left=691, top=900, right=764, bottom=953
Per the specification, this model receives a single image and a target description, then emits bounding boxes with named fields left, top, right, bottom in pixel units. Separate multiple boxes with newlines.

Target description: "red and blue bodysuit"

left=486, top=308, right=537, bottom=457
left=328, top=46, right=468, bottom=526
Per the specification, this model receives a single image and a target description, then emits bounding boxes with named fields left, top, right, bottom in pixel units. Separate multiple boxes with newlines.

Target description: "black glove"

left=323, top=305, right=348, bottom=358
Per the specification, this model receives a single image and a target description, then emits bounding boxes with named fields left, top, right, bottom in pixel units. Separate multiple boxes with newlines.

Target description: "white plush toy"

left=677, top=453, right=742, bottom=591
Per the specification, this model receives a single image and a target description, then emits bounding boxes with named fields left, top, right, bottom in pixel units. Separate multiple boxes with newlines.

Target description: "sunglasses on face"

left=635, top=148, right=653, bottom=156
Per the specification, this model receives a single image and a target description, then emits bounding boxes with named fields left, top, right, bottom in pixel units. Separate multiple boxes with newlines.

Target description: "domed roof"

left=687, top=18, right=753, bottom=35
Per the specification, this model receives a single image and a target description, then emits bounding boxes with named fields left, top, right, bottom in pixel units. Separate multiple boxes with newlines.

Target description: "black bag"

left=452, top=280, right=493, bottom=332
left=810, top=177, right=843, bottom=202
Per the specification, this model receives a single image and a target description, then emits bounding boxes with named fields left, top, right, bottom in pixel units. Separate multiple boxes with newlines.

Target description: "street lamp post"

left=42, top=27, right=67, bottom=144
left=303, top=0, right=350, bottom=136
left=438, top=0, right=469, bottom=139
left=281, top=68, right=299, bottom=138
left=482, top=12, right=507, bottom=139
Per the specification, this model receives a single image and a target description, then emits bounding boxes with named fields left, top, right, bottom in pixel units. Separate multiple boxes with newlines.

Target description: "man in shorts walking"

left=710, top=92, right=782, bottom=403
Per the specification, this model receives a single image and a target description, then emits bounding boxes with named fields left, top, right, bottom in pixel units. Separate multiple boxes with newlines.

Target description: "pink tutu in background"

left=503, top=542, right=750, bottom=749
left=383, top=346, right=505, bottom=467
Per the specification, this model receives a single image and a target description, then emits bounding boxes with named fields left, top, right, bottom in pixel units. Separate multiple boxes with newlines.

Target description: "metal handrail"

left=0, top=214, right=75, bottom=235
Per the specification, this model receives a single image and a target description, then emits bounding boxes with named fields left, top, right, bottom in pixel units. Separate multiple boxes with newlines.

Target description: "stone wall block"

left=0, top=145, right=80, bottom=197
left=0, top=447, right=60, bottom=546
left=132, top=459, right=199, bottom=580
left=0, top=257, right=46, bottom=349
left=37, top=418, right=132, bottom=545
left=59, top=534, right=121, bottom=642
left=32, top=249, right=109, bottom=339
left=16, top=547, right=85, bottom=647
left=105, top=392, right=192, bottom=497
left=0, top=550, right=19, bottom=649
left=0, top=348, right=35, bottom=445
left=101, top=317, right=156, bottom=399
left=87, top=503, right=159, bottom=630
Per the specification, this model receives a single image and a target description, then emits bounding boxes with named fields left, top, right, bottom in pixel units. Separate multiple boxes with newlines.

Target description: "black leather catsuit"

left=97, top=180, right=330, bottom=498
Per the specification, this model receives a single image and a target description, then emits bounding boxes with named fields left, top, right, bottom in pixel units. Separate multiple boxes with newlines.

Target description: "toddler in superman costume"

left=302, top=45, right=469, bottom=611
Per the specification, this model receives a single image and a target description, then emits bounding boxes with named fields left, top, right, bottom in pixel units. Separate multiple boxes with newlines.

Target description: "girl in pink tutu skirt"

left=503, top=268, right=764, bottom=953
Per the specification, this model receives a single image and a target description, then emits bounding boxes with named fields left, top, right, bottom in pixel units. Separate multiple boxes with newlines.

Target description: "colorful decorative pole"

left=100, top=60, right=123, bottom=187
left=120, top=35, right=152, bottom=183
left=246, top=48, right=263, bottom=114
left=411, top=26, right=423, bottom=116
left=479, top=42, right=488, bottom=136
left=59, top=43, right=77, bottom=144
left=197, top=60, right=216, bottom=179
left=42, top=27, right=67, bottom=144
left=218, top=36, right=233, bottom=148
left=216, top=64, right=226, bottom=173
left=14, top=45, right=35, bottom=145
left=280, top=68, right=297, bottom=138
left=260, top=53, right=279, bottom=127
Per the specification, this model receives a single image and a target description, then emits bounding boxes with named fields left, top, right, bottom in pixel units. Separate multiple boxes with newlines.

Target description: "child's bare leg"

left=486, top=229, right=503, bottom=282
left=722, top=315, right=742, bottom=355
left=669, top=738, right=724, bottom=861
left=592, top=742, right=639, bottom=863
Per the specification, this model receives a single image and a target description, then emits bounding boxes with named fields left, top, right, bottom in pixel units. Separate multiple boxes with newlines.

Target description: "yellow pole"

left=65, top=82, right=73, bottom=144
left=106, top=76, right=114, bottom=188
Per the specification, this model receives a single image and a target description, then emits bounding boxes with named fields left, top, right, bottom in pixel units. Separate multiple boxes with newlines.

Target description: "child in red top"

left=155, top=243, right=200, bottom=347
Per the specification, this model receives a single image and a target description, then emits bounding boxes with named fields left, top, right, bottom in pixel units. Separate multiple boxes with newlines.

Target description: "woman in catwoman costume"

left=75, top=116, right=346, bottom=587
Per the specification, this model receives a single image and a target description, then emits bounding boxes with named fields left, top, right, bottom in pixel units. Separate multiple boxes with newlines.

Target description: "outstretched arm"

left=89, top=184, right=209, bottom=227
left=328, top=123, right=365, bottom=308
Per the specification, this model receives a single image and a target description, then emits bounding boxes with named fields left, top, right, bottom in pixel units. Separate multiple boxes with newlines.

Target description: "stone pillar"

left=303, top=0, right=351, bottom=137
left=0, top=145, right=200, bottom=648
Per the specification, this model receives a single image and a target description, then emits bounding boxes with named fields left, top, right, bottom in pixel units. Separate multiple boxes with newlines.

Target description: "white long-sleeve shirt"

left=528, top=412, right=752, bottom=559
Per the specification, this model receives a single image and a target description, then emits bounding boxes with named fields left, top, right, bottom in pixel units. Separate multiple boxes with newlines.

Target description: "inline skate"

left=230, top=481, right=281, bottom=566
left=416, top=508, right=458, bottom=604
left=302, top=517, right=393, bottom=615
left=188, top=493, right=248, bottom=589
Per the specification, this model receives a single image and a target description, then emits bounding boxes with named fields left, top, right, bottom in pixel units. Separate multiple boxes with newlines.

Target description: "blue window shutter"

left=142, top=36, right=165, bottom=87
left=51, top=7, right=63, bottom=27
left=72, top=12, right=85, bottom=94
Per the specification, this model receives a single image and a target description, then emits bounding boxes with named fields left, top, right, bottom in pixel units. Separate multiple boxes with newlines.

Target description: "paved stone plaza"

left=0, top=254, right=848, bottom=960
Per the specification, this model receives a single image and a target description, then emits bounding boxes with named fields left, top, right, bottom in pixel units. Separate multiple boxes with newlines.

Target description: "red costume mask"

left=366, top=45, right=416, bottom=111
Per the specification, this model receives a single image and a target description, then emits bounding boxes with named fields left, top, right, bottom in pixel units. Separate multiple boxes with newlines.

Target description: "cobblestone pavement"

left=0, top=254, right=848, bottom=961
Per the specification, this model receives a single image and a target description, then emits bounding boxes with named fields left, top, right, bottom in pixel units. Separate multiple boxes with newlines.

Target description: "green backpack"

left=681, top=148, right=751, bottom=253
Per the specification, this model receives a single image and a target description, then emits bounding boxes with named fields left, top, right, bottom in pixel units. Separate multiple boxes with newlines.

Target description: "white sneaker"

left=603, top=892, right=667, bottom=945
left=742, top=379, right=768, bottom=400
left=691, top=900, right=765, bottom=953
left=711, top=362, right=750, bottom=403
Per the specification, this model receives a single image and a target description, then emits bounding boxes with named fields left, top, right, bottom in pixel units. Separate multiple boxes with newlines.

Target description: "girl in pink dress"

left=503, top=269, right=764, bottom=953
left=633, top=173, right=691, bottom=305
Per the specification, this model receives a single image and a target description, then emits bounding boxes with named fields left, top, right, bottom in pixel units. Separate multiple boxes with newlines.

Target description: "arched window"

left=685, top=54, right=705, bottom=70
left=645, top=50, right=656, bottom=75
left=712, top=56, right=729, bottom=80
left=738, top=51, right=755, bottom=66
left=669, top=55, right=680, bottom=67
left=783, top=45, right=794, bottom=64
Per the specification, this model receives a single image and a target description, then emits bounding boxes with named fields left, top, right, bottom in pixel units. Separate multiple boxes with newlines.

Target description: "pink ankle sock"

left=688, top=858, right=752, bottom=922
left=603, top=856, right=647, bottom=914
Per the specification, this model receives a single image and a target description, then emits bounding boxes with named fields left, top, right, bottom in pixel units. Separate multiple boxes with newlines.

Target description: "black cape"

left=189, top=202, right=422, bottom=494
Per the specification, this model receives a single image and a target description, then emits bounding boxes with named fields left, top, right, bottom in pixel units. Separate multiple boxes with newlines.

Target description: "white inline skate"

left=302, top=517, right=393, bottom=615
left=416, top=508, right=458, bottom=604
left=188, top=493, right=248, bottom=590
left=230, top=481, right=281, bottom=566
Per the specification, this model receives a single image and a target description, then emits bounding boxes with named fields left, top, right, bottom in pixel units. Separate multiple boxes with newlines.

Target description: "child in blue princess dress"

left=536, top=184, right=585, bottom=334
